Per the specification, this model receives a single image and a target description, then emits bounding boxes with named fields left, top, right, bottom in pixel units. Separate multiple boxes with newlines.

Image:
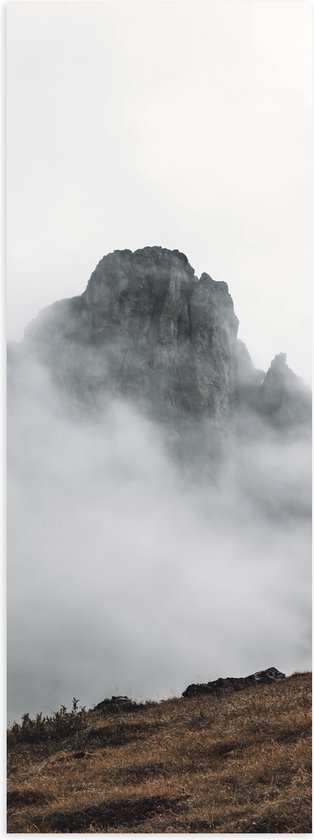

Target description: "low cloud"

left=7, top=357, right=311, bottom=722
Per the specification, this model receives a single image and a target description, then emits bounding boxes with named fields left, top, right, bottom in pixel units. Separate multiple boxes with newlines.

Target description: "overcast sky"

left=7, top=1, right=312, bottom=381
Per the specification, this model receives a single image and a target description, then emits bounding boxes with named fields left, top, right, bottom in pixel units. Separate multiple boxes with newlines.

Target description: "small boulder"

left=94, top=695, right=135, bottom=713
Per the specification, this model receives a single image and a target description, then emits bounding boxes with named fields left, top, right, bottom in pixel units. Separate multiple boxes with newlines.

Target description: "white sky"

left=6, top=1, right=312, bottom=381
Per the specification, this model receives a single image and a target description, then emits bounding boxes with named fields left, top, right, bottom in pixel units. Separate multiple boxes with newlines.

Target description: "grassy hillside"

left=7, top=672, right=311, bottom=833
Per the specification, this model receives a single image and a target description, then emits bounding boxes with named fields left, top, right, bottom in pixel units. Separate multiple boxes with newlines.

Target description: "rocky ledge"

left=182, top=666, right=286, bottom=698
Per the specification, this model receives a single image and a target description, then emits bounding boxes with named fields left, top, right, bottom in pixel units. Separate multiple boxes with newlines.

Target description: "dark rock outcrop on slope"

left=182, top=666, right=286, bottom=698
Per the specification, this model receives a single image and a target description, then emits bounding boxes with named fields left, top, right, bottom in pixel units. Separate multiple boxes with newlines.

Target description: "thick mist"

left=7, top=356, right=311, bottom=723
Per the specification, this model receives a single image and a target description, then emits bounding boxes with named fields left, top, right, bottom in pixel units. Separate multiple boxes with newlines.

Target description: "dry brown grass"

left=7, top=672, right=311, bottom=833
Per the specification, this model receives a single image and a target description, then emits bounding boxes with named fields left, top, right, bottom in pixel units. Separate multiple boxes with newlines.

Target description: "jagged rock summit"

left=23, top=247, right=239, bottom=431
left=12, top=246, right=311, bottom=448
left=257, top=353, right=311, bottom=428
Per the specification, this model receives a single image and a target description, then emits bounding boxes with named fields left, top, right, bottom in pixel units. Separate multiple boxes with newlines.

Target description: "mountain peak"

left=15, top=247, right=311, bottom=448
left=258, top=353, right=311, bottom=429
left=271, top=352, right=287, bottom=369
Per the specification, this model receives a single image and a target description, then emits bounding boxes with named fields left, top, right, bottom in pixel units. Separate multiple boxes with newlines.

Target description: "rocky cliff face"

left=21, top=248, right=241, bottom=462
left=12, top=246, right=311, bottom=457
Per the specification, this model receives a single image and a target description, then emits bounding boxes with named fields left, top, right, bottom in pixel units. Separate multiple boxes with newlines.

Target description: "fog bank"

left=7, top=359, right=311, bottom=722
